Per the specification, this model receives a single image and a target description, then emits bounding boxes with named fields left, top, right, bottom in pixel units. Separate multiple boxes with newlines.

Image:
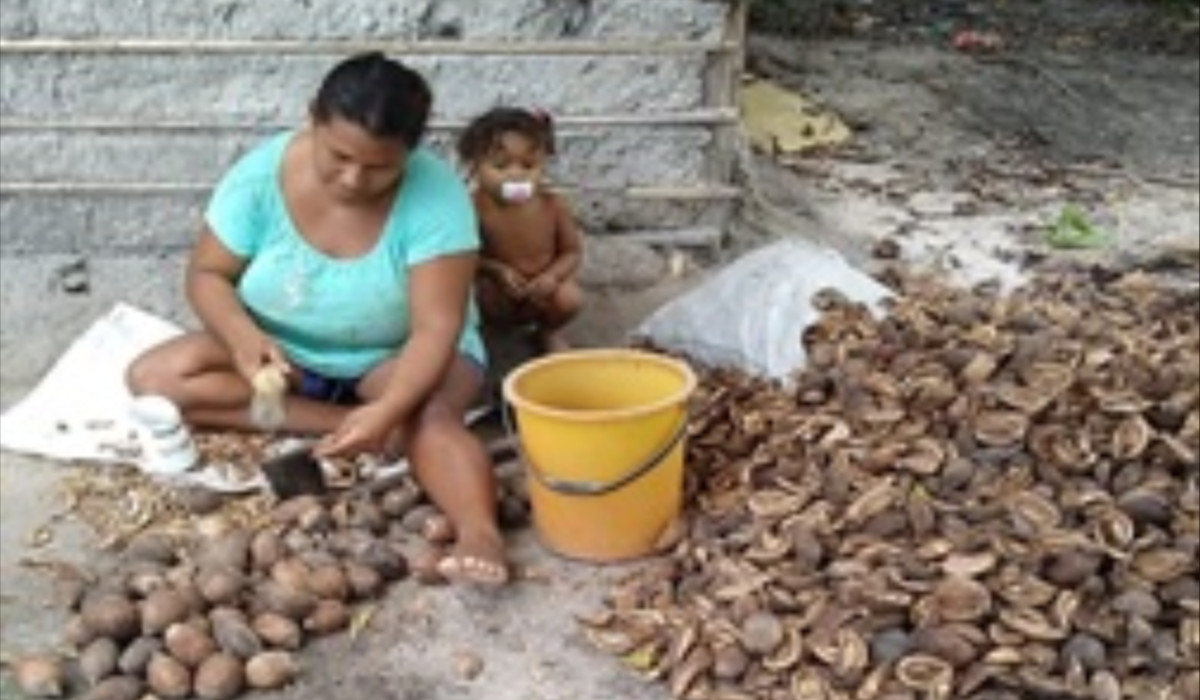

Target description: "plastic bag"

left=633, top=238, right=894, bottom=383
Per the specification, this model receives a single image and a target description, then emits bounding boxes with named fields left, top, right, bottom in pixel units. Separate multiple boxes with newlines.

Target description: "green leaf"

left=622, top=644, right=660, bottom=673
left=1046, top=204, right=1112, bottom=250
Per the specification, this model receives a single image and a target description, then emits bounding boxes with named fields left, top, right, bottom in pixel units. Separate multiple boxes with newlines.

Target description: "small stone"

left=452, top=650, right=484, bottom=681
left=871, top=628, right=912, bottom=664
left=907, top=190, right=973, bottom=217
left=1062, top=633, right=1108, bottom=672
left=872, top=237, right=903, bottom=260
left=175, top=486, right=228, bottom=515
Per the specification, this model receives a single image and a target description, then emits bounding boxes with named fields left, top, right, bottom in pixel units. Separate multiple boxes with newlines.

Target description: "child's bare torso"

left=476, top=191, right=562, bottom=277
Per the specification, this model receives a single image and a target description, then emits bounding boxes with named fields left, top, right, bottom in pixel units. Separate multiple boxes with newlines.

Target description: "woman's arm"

left=388, top=252, right=475, bottom=414
left=376, top=251, right=477, bottom=418
left=186, top=228, right=283, bottom=376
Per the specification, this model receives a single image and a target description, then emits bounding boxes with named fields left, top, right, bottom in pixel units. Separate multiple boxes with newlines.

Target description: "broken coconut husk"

left=582, top=266, right=1199, bottom=699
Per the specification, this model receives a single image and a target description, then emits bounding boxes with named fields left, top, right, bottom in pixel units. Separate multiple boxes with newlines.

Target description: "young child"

left=457, top=107, right=584, bottom=353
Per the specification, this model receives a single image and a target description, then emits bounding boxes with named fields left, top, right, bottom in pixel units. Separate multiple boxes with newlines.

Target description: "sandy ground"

left=742, top=35, right=1199, bottom=291
left=2, top=3, right=1198, bottom=698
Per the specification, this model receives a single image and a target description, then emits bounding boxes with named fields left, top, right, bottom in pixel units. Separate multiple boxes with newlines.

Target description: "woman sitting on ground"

left=126, top=52, right=508, bottom=586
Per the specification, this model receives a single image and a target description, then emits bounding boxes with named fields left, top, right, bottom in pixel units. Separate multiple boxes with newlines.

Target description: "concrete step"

left=0, top=190, right=727, bottom=255
left=0, top=128, right=713, bottom=187
left=0, top=53, right=706, bottom=123
left=0, top=191, right=199, bottom=254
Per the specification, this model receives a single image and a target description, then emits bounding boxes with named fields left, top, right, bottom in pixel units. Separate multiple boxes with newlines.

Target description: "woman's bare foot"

left=411, top=545, right=448, bottom=586
left=421, top=512, right=456, bottom=545
left=436, top=530, right=509, bottom=587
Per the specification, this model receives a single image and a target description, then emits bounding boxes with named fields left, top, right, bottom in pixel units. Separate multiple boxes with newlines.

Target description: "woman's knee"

left=125, top=333, right=226, bottom=397
left=408, top=359, right=484, bottom=441
left=407, top=401, right=464, bottom=449
left=126, top=351, right=172, bottom=395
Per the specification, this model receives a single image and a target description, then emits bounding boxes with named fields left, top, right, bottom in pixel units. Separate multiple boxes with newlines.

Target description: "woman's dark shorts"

left=296, top=353, right=487, bottom=406
left=297, top=367, right=361, bottom=405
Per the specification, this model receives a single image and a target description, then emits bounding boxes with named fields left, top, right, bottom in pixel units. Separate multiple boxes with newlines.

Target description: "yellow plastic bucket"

left=502, top=349, right=697, bottom=562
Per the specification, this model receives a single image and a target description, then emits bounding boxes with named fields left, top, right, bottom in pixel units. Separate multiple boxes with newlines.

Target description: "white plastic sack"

left=634, top=238, right=894, bottom=383
left=0, top=303, right=184, bottom=465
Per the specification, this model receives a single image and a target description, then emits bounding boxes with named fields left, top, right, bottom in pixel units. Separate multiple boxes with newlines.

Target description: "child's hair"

left=311, top=51, right=433, bottom=148
left=456, top=107, right=557, bottom=166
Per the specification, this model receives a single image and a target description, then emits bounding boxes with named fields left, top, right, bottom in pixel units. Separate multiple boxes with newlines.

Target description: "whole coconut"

left=78, top=637, right=120, bottom=686
left=146, top=652, right=191, bottom=699
left=163, top=622, right=218, bottom=669
left=250, top=612, right=303, bottom=650
left=81, top=675, right=143, bottom=700
left=193, top=652, right=244, bottom=700
left=141, top=588, right=192, bottom=636
left=80, top=593, right=140, bottom=643
left=245, top=650, right=299, bottom=690
left=10, top=653, right=65, bottom=698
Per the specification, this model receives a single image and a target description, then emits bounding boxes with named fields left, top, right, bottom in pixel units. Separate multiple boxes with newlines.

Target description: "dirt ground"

left=2, top=2, right=1198, bottom=698
left=740, top=0, right=1198, bottom=291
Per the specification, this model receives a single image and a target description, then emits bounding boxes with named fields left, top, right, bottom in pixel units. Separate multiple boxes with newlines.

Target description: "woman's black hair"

left=456, top=107, right=557, bottom=165
left=311, top=51, right=433, bottom=148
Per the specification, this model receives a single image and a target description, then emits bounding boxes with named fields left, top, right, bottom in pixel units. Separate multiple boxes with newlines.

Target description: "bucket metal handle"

left=503, top=401, right=688, bottom=497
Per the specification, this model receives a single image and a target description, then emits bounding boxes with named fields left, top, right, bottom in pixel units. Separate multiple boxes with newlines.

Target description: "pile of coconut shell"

left=581, top=268, right=1199, bottom=700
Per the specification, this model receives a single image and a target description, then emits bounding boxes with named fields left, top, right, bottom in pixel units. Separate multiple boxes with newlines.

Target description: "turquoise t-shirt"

left=205, top=131, right=486, bottom=379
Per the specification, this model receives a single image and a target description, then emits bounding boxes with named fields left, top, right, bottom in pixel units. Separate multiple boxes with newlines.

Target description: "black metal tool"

left=260, top=446, right=327, bottom=499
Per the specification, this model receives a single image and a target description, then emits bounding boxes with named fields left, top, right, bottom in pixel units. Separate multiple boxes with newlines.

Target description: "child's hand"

left=482, top=259, right=528, bottom=298
left=526, top=273, right=558, bottom=303
left=499, top=267, right=529, bottom=299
